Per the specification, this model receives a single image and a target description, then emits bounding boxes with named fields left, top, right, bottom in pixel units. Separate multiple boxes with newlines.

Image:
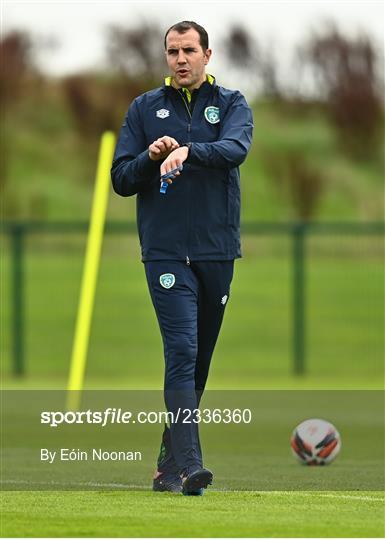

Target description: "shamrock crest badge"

left=159, top=273, right=175, bottom=289
left=204, top=106, right=220, bottom=124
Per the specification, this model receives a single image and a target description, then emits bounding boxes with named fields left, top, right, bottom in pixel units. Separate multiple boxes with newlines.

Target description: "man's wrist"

left=180, top=142, right=192, bottom=154
left=180, top=142, right=192, bottom=160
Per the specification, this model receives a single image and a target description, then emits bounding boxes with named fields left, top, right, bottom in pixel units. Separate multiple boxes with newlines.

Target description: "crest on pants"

left=159, top=273, right=175, bottom=289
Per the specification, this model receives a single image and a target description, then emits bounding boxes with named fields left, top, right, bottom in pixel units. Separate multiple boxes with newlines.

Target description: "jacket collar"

left=163, top=74, right=216, bottom=102
left=164, top=73, right=215, bottom=87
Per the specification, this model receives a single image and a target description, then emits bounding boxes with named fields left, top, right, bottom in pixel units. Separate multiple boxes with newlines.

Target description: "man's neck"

left=171, top=73, right=207, bottom=92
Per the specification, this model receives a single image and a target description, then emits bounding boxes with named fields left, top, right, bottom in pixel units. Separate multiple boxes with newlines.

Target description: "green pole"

left=11, top=224, right=25, bottom=376
left=292, top=222, right=306, bottom=375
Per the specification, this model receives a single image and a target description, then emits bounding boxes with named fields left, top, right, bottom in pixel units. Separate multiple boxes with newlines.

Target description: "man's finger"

left=151, top=142, right=162, bottom=151
left=158, top=137, right=171, bottom=149
left=160, top=161, right=183, bottom=179
left=161, top=136, right=179, bottom=147
left=165, top=162, right=173, bottom=174
left=155, top=141, right=167, bottom=152
left=175, top=159, right=182, bottom=172
left=161, top=138, right=173, bottom=150
left=161, top=162, right=173, bottom=176
left=169, top=159, right=182, bottom=173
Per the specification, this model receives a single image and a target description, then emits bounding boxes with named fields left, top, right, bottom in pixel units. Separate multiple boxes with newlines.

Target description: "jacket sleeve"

left=111, top=99, right=158, bottom=197
left=188, top=92, right=253, bottom=169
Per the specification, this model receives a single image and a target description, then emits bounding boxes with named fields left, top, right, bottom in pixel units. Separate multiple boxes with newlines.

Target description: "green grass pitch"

left=2, top=389, right=384, bottom=537
left=2, top=490, right=384, bottom=537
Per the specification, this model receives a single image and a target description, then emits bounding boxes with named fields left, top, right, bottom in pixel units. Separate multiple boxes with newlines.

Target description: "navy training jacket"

left=111, top=77, right=253, bottom=262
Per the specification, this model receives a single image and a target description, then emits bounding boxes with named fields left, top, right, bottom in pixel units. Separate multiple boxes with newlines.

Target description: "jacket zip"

left=178, top=90, right=192, bottom=266
left=178, top=89, right=192, bottom=121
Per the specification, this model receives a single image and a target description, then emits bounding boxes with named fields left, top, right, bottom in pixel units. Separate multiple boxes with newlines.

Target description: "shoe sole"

left=182, top=468, right=213, bottom=495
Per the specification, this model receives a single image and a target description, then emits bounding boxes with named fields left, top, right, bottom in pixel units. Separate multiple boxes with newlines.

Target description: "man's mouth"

left=177, top=70, right=189, bottom=76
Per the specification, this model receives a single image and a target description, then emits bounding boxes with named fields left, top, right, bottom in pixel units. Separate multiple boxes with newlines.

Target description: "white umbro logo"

left=221, top=295, right=228, bottom=305
left=156, top=109, right=170, bottom=119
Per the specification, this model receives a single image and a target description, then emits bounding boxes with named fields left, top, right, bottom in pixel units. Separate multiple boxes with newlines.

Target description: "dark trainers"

left=182, top=468, right=213, bottom=496
left=153, top=471, right=183, bottom=493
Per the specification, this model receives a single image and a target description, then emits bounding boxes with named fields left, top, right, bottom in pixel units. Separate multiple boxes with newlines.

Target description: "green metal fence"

left=1, top=220, right=384, bottom=378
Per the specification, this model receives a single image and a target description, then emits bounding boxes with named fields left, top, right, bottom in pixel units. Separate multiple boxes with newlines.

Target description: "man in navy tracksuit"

left=111, top=21, right=253, bottom=495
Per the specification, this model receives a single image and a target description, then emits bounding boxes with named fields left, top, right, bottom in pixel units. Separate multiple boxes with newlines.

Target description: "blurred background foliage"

left=1, top=21, right=383, bottom=223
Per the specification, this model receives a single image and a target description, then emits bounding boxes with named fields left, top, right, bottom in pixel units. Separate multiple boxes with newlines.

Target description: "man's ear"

left=204, top=48, right=212, bottom=65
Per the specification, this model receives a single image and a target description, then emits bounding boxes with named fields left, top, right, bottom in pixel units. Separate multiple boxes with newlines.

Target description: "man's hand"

left=160, top=147, right=189, bottom=184
left=149, top=136, right=179, bottom=161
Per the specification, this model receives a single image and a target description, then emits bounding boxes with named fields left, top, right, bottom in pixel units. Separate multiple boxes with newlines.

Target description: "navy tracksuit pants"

left=145, top=260, right=234, bottom=476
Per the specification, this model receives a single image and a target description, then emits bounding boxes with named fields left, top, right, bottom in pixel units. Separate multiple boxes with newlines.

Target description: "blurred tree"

left=224, top=24, right=255, bottom=66
left=223, top=24, right=327, bottom=220
left=267, top=150, right=325, bottom=221
left=0, top=31, right=38, bottom=103
left=298, top=24, right=383, bottom=159
left=105, top=21, right=165, bottom=84
left=223, top=24, right=280, bottom=98
left=62, top=73, right=144, bottom=183
left=63, top=75, right=103, bottom=141
left=0, top=31, right=41, bottom=214
left=63, top=74, right=123, bottom=137
left=63, top=21, right=166, bottom=159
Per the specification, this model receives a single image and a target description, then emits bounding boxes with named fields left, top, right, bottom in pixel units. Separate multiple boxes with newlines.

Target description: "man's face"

left=165, top=28, right=212, bottom=90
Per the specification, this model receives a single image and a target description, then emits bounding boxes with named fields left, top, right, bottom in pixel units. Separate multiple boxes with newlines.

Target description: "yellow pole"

left=67, top=131, right=116, bottom=410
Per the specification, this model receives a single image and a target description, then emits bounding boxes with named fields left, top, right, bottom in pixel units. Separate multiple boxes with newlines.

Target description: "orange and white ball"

left=291, top=418, right=341, bottom=465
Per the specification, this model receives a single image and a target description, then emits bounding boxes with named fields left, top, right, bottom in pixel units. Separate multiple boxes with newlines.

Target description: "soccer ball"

left=291, top=418, right=341, bottom=465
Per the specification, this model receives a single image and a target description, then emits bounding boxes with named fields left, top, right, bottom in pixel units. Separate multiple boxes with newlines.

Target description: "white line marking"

left=1, top=479, right=146, bottom=489
left=2, top=479, right=384, bottom=501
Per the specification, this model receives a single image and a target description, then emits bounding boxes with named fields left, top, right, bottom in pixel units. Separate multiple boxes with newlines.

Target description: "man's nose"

left=177, top=50, right=187, bottom=63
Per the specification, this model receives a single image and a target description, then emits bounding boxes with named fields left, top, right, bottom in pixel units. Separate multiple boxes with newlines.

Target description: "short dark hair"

left=164, top=21, right=209, bottom=52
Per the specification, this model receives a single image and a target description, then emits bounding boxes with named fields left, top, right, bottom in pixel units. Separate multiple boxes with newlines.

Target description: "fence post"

left=292, top=222, right=306, bottom=375
left=11, top=223, right=25, bottom=376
